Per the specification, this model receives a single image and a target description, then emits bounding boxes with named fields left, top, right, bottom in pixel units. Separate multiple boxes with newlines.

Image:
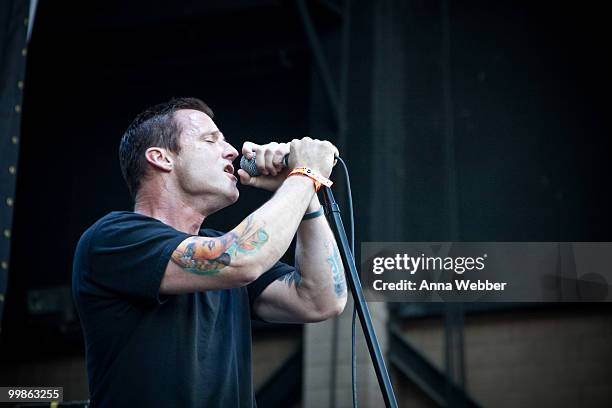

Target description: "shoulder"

left=89, top=211, right=179, bottom=238
left=81, top=211, right=147, bottom=234
left=94, top=211, right=162, bottom=231
left=77, top=211, right=188, bottom=254
left=76, top=212, right=124, bottom=245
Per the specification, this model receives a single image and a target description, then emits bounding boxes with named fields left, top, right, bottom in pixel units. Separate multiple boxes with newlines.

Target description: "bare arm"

left=253, top=194, right=347, bottom=322
left=160, top=176, right=314, bottom=294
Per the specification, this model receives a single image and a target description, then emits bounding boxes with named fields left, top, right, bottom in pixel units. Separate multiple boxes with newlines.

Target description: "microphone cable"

left=334, top=157, right=358, bottom=408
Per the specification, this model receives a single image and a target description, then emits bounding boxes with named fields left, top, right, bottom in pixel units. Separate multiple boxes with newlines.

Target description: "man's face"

left=171, top=109, right=240, bottom=208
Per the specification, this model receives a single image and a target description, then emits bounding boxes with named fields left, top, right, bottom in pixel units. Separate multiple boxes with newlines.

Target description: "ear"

left=145, top=147, right=174, bottom=172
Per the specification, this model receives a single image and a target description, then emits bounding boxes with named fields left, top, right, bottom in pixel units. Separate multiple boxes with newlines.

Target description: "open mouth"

left=223, top=164, right=235, bottom=175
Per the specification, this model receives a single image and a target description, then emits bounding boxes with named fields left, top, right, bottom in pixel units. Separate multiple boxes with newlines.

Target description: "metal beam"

left=389, top=327, right=482, bottom=408
left=0, top=0, right=30, bottom=331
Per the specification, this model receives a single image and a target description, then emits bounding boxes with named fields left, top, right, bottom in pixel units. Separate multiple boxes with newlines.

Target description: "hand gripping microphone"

left=240, top=152, right=340, bottom=177
left=239, top=153, right=289, bottom=177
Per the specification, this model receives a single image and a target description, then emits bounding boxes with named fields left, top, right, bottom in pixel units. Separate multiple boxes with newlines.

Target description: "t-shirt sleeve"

left=85, top=213, right=192, bottom=303
left=247, top=260, right=295, bottom=321
left=202, top=228, right=295, bottom=321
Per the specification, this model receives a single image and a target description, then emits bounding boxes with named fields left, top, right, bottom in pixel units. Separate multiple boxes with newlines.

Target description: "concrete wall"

left=394, top=307, right=612, bottom=408
left=303, top=299, right=388, bottom=408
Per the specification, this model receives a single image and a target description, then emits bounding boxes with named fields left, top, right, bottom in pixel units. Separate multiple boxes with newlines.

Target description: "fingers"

left=326, top=141, right=339, bottom=158
left=298, top=137, right=339, bottom=158
left=244, top=139, right=338, bottom=177
left=264, top=146, right=276, bottom=176
left=324, top=141, right=339, bottom=166
left=288, top=137, right=339, bottom=177
left=238, top=169, right=266, bottom=189
left=249, top=141, right=288, bottom=176
left=255, top=147, right=267, bottom=176
left=237, top=169, right=254, bottom=186
left=272, top=150, right=285, bottom=170
left=242, top=141, right=258, bottom=160
left=238, top=169, right=283, bottom=192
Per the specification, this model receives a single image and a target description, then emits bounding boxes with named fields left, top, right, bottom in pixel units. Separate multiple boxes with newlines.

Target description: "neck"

left=134, top=191, right=206, bottom=235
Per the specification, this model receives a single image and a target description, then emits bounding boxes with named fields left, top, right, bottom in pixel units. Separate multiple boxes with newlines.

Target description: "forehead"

left=174, top=109, right=218, bottom=137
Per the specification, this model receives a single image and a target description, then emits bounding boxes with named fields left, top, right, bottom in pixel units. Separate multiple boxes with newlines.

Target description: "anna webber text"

left=372, top=279, right=507, bottom=291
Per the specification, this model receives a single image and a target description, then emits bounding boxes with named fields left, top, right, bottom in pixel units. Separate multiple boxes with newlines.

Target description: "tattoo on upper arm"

left=277, top=255, right=302, bottom=288
left=277, top=271, right=302, bottom=288
left=171, top=215, right=269, bottom=275
left=326, top=242, right=347, bottom=297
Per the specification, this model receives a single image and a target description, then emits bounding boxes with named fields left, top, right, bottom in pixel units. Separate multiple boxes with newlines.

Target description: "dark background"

left=1, top=0, right=611, bottom=403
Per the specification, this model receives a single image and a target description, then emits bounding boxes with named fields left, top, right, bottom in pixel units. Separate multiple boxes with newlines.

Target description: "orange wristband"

left=288, top=167, right=333, bottom=192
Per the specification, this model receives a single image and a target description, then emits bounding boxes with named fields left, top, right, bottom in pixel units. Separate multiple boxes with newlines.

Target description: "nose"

left=223, top=141, right=239, bottom=161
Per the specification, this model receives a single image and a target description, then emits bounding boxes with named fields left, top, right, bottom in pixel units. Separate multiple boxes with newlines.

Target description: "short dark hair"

left=119, top=97, right=214, bottom=199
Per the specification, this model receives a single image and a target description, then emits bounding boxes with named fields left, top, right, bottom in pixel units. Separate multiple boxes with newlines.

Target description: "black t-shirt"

left=72, top=211, right=294, bottom=407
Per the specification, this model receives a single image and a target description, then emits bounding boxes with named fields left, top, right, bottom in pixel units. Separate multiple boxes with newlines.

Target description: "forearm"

left=233, top=176, right=316, bottom=276
left=294, top=195, right=347, bottom=313
left=171, top=175, right=315, bottom=286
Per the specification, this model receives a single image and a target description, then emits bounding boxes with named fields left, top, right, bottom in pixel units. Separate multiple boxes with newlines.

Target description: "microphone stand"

left=321, top=186, right=398, bottom=408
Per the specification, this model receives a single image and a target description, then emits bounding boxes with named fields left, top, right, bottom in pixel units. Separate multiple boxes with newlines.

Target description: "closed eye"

left=200, top=130, right=226, bottom=144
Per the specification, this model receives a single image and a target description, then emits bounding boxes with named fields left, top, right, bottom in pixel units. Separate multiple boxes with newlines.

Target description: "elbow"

left=234, top=264, right=264, bottom=287
left=308, top=296, right=347, bottom=322
left=331, top=296, right=347, bottom=317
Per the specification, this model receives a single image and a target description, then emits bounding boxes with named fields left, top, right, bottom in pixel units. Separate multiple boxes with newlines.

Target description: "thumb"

left=238, top=169, right=259, bottom=187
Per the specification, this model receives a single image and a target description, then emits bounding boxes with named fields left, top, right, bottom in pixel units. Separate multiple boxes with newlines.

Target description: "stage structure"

left=0, top=0, right=32, bottom=329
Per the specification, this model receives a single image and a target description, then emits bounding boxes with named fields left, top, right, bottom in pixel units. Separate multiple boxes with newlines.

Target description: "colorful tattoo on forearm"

left=277, top=254, right=302, bottom=288
left=326, top=242, right=347, bottom=297
left=171, top=215, right=269, bottom=275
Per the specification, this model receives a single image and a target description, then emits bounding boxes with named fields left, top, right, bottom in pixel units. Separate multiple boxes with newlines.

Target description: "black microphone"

left=240, top=153, right=289, bottom=177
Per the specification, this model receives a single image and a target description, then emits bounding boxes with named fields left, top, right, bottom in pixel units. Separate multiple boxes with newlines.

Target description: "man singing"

left=72, top=97, right=347, bottom=407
